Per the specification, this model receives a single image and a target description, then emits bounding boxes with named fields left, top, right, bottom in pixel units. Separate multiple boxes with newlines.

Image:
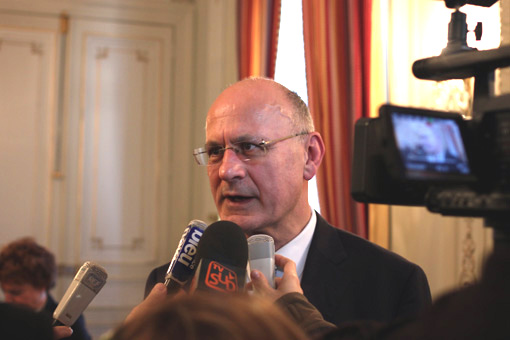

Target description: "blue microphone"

left=164, top=220, right=208, bottom=294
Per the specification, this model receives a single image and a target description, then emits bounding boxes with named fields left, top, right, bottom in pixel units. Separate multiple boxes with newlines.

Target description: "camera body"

left=351, top=100, right=510, bottom=219
left=350, top=1, right=510, bottom=222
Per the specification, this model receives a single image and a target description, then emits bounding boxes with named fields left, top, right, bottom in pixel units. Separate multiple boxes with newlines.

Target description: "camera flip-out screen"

left=351, top=105, right=477, bottom=205
left=384, top=106, right=472, bottom=181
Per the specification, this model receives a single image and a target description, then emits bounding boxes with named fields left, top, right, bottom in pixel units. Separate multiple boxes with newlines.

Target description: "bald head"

left=206, top=78, right=314, bottom=135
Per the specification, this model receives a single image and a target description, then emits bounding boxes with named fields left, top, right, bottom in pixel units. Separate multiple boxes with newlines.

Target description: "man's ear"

left=303, top=132, right=325, bottom=180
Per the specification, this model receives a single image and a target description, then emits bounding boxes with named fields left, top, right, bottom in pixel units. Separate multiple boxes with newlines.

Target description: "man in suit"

left=145, top=77, right=431, bottom=326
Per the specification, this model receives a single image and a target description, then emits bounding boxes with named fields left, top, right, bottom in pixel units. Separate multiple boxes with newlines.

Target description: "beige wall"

left=0, top=0, right=236, bottom=337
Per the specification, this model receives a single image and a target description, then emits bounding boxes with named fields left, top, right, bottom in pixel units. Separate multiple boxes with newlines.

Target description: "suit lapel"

left=300, top=213, right=349, bottom=320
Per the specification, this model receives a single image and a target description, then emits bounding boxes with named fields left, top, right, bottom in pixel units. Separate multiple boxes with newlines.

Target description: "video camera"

left=351, top=0, right=510, bottom=228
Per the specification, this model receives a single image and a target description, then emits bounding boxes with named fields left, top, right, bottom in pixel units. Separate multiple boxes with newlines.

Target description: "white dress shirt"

left=276, top=209, right=316, bottom=280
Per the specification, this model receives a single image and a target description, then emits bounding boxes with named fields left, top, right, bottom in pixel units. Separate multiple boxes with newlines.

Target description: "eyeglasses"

left=193, top=132, right=309, bottom=166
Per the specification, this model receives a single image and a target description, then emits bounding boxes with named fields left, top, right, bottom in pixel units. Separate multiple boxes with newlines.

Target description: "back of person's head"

left=113, top=292, right=309, bottom=340
left=0, top=237, right=56, bottom=289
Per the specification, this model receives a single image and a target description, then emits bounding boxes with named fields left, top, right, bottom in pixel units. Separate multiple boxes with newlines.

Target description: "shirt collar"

left=276, top=209, right=316, bottom=280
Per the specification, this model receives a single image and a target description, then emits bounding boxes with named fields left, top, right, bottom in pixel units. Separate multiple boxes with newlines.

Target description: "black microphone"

left=53, top=262, right=107, bottom=326
left=164, top=220, right=208, bottom=294
left=193, top=220, right=248, bottom=293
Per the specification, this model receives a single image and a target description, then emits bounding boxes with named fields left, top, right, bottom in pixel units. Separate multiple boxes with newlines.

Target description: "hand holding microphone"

left=53, top=326, right=74, bottom=339
left=124, top=283, right=168, bottom=325
left=250, top=254, right=303, bottom=301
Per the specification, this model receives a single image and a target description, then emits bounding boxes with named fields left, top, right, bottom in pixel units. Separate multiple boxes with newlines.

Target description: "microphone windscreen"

left=196, top=220, right=248, bottom=267
left=194, top=220, right=248, bottom=293
left=248, top=234, right=274, bottom=259
left=247, top=234, right=275, bottom=288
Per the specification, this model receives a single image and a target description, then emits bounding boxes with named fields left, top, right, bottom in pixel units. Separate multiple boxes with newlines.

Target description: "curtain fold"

left=238, top=0, right=282, bottom=79
left=368, top=0, right=390, bottom=248
left=302, top=0, right=371, bottom=238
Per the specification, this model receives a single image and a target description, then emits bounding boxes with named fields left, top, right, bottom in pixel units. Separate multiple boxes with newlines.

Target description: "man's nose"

left=219, top=148, right=247, bottom=180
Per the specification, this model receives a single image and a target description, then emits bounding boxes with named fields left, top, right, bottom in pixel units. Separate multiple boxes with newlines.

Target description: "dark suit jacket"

left=300, top=214, right=431, bottom=326
left=145, top=263, right=169, bottom=299
left=144, top=213, right=431, bottom=326
left=319, top=246, right=510, bottom=340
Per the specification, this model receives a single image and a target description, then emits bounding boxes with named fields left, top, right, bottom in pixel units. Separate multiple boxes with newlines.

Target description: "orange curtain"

left=238, top=0, right=282, bottom=78
left=302, top=0, right=371, bottom=238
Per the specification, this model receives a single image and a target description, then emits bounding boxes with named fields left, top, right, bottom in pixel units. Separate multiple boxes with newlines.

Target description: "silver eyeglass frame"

left=193, top=131, right=309, bottom=166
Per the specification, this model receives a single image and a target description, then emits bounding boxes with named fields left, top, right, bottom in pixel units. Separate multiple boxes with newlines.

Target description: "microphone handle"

left=52, top=319, right=65, bottom=327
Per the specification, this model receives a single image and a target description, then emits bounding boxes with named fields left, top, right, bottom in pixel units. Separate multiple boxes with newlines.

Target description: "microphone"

left=164, top=219, right=208, bottom=294
left=193, top=220, right=248, bottom=293
left=53, top=261, right=107, bottom=327
left=247, top=234, right=275, bottom=288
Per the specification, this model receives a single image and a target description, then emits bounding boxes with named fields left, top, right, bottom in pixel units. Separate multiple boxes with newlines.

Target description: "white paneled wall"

left=70, top=19, right=171, bottom=264
left=0, top=15, right=59, bottom=245
left=0, top=0, right=236, bottom=338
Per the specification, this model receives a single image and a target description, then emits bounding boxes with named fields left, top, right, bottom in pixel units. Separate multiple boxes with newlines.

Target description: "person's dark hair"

left=113, top=293, right=309, bottom=340
left=0, top=237, right=57, bottom=290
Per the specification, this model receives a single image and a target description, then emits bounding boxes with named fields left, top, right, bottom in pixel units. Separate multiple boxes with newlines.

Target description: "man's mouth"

left=224, top=194, right=252, bottom=203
